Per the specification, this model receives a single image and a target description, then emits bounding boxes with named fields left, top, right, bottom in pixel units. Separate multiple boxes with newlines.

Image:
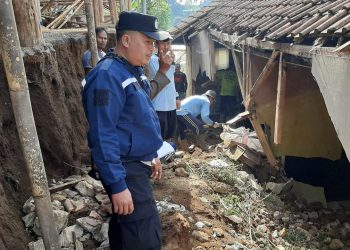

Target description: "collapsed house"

left=170, top=0, right=350, bottom=201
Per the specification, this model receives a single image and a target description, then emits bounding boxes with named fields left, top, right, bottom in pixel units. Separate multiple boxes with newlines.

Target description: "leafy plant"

left=132, top=0, right=171, bottom=30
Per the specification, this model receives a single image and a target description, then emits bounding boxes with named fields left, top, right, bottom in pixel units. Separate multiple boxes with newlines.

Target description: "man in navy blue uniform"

left=82, top=11, right=170, bottom=249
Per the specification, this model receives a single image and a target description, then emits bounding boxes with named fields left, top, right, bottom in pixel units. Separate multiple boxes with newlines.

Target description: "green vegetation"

left=132, top=0, right=172, bottom=30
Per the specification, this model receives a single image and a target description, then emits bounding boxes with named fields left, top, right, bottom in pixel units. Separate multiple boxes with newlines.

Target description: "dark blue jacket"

left=82, top=57, right=162, bottom=194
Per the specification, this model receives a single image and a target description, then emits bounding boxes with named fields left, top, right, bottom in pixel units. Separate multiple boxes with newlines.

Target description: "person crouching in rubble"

left=176, top=90, right=220, bottom=148
left=82, top=11, right=171, bottom=250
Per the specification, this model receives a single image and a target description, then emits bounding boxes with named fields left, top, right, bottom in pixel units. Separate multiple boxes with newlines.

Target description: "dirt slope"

left=0, top=32, right=89, bottom=249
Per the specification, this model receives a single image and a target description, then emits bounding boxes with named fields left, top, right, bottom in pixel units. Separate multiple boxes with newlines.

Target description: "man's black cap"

left=116, top=11, right=168, bottom=41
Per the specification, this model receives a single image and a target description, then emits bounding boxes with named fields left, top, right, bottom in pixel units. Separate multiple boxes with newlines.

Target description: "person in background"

left=216, top=68, right=241, bottom=122
left=176, top=90, right=220, bottom=144
left=82, top=27, right=108, bottom=75
left=82, top=11, right=169, bottom=250
left=174, top=64, right=187, bottom=100
left=148, top=31, right=180, bottom=141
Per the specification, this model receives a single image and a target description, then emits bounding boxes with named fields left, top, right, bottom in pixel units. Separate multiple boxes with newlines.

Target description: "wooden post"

left=250, top=116, right=279, bottom=168
left=142, top=0, right=147, bottom=14
left=246, top=48, right=252, bottom=96
left=93, top=0, right=101, bottom=26
left=0, top=1, right=59, bottom=249
left=242, top=45, right=246, bottom=99
left=99, top=0, right=104, bottom=24
left=109, top=0, right=117, bottom=25
left=85, top=0, right=99, bottom=67
left=274, top=52, right=287, bottom=145
left=127, top=0, right=132, bottom=11
left=247, top=50, right=279, bottom=107
left=12, top=0, right=43, bottom=47
left=119, top=0, right=127, bottom=12
left=231, top=48, right=244, bottom=98
left=185, top=43, right=193, bottom=97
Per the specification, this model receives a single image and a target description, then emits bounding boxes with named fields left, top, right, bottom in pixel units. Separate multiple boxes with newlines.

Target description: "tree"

left=132, top=0, right=171, bottom=30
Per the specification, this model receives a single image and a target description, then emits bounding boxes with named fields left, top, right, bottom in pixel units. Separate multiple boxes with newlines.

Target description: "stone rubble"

left=22, top=146, right=350, bottom=249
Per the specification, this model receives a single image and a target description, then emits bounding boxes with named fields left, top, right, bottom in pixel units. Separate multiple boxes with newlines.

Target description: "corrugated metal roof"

left=169, top=0, right=350, bottom=43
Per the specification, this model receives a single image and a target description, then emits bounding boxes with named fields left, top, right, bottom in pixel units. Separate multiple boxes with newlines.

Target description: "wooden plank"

left=226, top=111, right=250, bottom=125
left=242, top=45, right=247, bottom=99
left=247, top=48, right=252, bottom=94
left=57, top=1, right=84, bottom=29
left=49, top=178, right=84, bottom=193
left=250, top=116, right=279, bottom=168
left=231, top=48, right=244, bottom=98
left=274, top=52, right=287, bottom=145
left=247, top=50, right=279, bottom=107
left=208, top=28, right=337, bottom=59
left=46, top=0, right=81, bottom=29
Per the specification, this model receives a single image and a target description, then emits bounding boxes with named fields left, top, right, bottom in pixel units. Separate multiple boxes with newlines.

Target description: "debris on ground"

left=22, top=131, right=350, bottom=249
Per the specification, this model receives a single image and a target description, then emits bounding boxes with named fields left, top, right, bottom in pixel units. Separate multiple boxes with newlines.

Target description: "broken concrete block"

left=75, top=181, right=95, bottom=197
left=22, top=212, right=36, bottom=228
left=28, top=238, right=44, bottom=250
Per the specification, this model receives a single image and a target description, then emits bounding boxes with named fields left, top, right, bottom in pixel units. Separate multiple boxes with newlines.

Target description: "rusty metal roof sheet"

left=169, top=0, right=350, bottom=44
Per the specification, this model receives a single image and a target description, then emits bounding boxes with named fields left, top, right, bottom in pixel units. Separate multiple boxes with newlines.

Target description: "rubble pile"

left=23, top=142, right=350, bottom=249
left=155, top=144, right=350, bottom=249
left=24, top=174, right=111, bottom=250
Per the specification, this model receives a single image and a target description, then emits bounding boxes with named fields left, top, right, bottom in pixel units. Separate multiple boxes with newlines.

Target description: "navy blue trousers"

left=102, top=161, right=162, bottom=250
left=156, top=109, right=177, bottom=141
left=177, top=114, right=205, bottom=139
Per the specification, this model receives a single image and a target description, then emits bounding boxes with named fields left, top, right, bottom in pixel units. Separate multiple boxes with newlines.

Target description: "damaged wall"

left=312, top=55, right=350, bottom=161
left=250, top=55, right=342, bottom=160
left=190, top=30, right=214, bottom=94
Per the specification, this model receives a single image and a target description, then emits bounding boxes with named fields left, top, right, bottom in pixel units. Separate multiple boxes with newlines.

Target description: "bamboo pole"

left=0, top=1, right=59, bottom=249
left=127, top=0, right=131, bottom=11
left=46, top=0, right=81, bottom=28
left=109, top=0, right=117, bottom=24
left=274, top=52, right=287, bottom=145
left=99, top=0, right=104, bottom=24
left=57, top=1, right=84, bottom=29
left=85, top=0, right=99, bottom=67
left=142, top=0, right=147, bottom=14
left=12, top=0, right=43, bottom=47
left=93, top=0, right=101, bottom=26
left=120, top=0, right=127, bottom=12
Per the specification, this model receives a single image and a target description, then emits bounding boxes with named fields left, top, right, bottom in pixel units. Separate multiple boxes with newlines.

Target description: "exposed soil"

left=0, top=31, right=90, bottom=249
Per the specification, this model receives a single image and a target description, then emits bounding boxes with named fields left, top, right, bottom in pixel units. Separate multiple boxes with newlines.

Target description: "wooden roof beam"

left=247, top=50, right=280, bottom=105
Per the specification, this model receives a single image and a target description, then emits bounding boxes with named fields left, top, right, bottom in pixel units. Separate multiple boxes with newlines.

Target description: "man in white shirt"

left=148, top=31, right=179, bottom=141
left=82, top=27, right=108, bottom=75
